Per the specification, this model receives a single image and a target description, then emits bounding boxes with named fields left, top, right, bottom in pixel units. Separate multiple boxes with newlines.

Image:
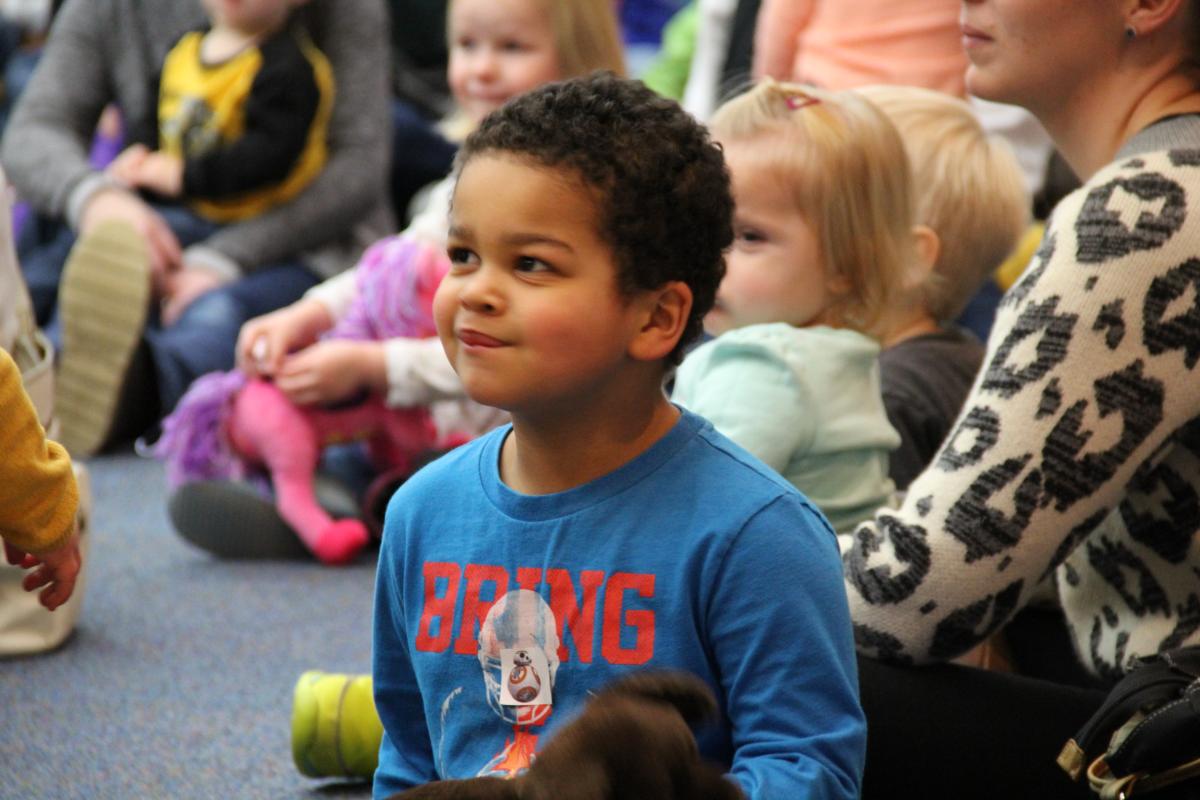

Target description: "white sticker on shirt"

left=499, top=647, right=553, bottom=707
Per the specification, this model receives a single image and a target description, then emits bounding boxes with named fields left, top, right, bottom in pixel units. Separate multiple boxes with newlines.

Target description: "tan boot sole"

left=56, top=222, right=151, bottom=457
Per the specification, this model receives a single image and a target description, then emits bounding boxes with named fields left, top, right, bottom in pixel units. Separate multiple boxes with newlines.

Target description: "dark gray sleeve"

left=199, top=0, right=392, bottom=271
left=0, top=0, right=115, bottom=215
left=881, top=389, right=935, bottom=492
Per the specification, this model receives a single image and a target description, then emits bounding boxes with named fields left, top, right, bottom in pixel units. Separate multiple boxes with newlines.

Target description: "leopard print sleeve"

left=843, top=146, right=1200, bottom=676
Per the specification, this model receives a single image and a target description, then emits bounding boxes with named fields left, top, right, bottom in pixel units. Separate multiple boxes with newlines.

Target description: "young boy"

left=857, top=85, right=1029, bottom=491
left=372, top=74, right=865, bottom=799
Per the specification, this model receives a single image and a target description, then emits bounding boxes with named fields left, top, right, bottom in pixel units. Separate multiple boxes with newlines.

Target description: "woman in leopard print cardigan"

left=852, top=0, right=1200, bottom=796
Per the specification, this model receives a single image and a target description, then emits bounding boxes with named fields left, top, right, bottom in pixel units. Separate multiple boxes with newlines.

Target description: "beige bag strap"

left=0, top=165, right=56, bottom=425
left=0, top=164, right=38, bottom=357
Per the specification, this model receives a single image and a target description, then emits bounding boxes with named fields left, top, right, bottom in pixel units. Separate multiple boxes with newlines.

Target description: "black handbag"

left=1058, top=647, right=1200, bottom=799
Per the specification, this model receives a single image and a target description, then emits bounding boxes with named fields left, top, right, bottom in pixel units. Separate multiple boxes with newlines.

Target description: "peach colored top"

left=753, top=0, right=967, bottom=97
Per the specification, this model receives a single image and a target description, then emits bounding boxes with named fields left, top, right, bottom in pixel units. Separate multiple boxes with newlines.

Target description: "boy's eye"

left=515, top=256, right=551, bottom=273
left=447, top=246, right=479, bottom=268
left=500, top=39, right=528, bottom=53
left=454, top=36, right=476, bottom=50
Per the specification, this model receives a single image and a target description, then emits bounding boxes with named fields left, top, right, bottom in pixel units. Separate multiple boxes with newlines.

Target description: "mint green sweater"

left=673, top=323, right=898, bottom=532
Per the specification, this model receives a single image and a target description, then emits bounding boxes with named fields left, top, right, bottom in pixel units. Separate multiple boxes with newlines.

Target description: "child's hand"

left=106, top=146, right=183, bottom=196
left=128, top=151, right=184, bottom=197
left=107, top=143, right=151, bottom=187
left=236, top=299, right=335, bottom=379
left=274, top=340, right=387, bottom=406
left=4, top=529, right=82, bottom=611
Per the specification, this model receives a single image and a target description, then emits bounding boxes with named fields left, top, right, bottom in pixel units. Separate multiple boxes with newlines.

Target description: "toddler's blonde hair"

left=858, top=85, right=1029, bottom=322
left=442, top=0, right=626, bottom=140
left=709, top=81, right=916, bottom=338
left=543, top=0, right=626, bottom=81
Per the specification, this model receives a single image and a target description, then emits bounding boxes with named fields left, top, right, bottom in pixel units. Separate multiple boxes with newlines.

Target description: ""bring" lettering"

left=414, top=562, right=656, bottom=665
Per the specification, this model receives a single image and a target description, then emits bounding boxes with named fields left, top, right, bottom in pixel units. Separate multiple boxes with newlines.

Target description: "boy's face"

left=203, top=0, right=297, bottom=36
left=436, top=154, right=647, bottom=416
left=706, top=142, right=837, bottom=336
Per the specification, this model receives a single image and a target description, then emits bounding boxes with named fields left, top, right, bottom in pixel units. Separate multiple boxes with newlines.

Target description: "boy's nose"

left=459, top=268, right=504, bottom=314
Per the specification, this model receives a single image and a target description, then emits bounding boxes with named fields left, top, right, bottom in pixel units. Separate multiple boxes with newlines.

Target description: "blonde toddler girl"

left=674, top=81, right=922, bottom=533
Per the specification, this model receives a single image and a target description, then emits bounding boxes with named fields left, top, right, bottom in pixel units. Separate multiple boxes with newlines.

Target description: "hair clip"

left=785, top=94, right=821, bottom=111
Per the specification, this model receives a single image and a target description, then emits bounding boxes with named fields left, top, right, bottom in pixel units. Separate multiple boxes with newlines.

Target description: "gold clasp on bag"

left=1087, top=753, right=1200, bottom=799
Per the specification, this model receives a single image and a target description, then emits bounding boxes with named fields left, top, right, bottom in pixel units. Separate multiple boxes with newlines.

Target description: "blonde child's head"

left=857, top=85, right=1029, bottom=323
left=443, top=0, right=625, bottom=140
left=706, top=81, right=917, bottom=339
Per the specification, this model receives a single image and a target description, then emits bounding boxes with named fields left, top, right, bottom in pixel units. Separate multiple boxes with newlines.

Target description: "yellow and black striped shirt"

left=158, top=28, right=334, bottom=222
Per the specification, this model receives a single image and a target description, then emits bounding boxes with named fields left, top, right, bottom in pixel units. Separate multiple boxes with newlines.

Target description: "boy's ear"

left=629, top=281, right=693, bottom=362
left=909, top=224, right=940, bottom=289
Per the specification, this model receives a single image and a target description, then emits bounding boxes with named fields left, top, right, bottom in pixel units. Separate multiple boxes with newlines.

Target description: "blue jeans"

left=24, top=205, right=320, bottom=415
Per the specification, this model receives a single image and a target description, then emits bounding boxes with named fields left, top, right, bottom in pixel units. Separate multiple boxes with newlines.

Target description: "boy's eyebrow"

left=502, top=232, right=575, bottom=252
left=445, top=227, right=573, bottom=253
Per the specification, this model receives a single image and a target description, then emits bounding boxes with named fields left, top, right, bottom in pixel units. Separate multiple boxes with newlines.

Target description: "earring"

left=1124, top=26, right=1137, bottom=40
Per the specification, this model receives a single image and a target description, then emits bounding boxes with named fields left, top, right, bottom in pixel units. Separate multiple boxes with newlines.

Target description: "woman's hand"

left=160, top=266, right=227, bottom=326
left=79, top=187, right=182, bottom=296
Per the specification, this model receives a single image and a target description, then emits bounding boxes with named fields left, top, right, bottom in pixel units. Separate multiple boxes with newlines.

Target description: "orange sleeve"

left=0, top=349, right=78, bottom=555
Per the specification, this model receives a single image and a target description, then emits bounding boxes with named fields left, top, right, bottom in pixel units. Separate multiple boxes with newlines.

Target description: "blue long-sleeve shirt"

left=372, top=409, right=865, bottom=799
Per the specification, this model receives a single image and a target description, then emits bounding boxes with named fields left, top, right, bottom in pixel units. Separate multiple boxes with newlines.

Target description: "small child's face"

left=706, top=142, right=838, bottom=336
left=436, top=155, right=646, bottom=416
left=203, top=0, right=297, bottom=36
left=448, top=0, right=562, bottom=124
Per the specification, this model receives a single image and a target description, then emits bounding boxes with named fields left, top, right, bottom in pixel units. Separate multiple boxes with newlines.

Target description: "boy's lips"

left=458, top=328, right=506, bottom=348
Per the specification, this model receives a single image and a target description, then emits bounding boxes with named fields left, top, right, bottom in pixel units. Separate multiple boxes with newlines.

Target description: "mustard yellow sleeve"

left=994, top=223, right=1045, bottom=291
left=0, top=348, right=78, bottom=555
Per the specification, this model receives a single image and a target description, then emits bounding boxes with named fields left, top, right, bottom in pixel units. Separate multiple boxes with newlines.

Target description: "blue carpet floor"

left=0, top=450, right=377, bottom=799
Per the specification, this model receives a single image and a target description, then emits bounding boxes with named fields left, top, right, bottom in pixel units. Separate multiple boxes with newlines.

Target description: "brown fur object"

left=388, top=671, right=745, bottom=800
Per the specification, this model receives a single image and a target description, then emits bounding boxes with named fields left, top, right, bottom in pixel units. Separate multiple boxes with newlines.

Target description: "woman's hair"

left=442, top=0, right=626, bottom=140
left=858, top=85, right=1029, bottom=322
left=708, top=81, right=915, bottom=338
left=1190, top=0, right=1200, bottom=65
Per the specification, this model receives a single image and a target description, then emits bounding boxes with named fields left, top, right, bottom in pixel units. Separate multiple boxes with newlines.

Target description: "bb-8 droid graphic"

left=507, top=649, right=541, bottom=703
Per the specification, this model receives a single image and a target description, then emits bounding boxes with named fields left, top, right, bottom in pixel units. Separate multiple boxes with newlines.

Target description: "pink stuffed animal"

left=156, top=236, right=456, bottom=564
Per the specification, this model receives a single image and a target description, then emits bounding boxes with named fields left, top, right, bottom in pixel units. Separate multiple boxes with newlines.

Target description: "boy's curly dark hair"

left=456, top=72, right=733, bottom=364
